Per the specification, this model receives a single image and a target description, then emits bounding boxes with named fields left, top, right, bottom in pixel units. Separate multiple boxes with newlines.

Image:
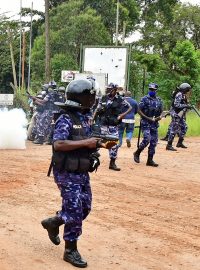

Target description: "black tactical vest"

left=51, top=112, right=99, bottom=173
left=98, top=95, right=123, bottom=126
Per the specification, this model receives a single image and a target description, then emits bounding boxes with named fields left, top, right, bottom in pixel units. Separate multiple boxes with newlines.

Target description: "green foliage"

left=158, top=112, right=200, bottom=137
left=13, top=92, right=29, bottom=113
left=31, top=0, right=111, bottom=85
left=51, top=53, right=78, bottom=82
left=170, top=40, right=200, bottom=83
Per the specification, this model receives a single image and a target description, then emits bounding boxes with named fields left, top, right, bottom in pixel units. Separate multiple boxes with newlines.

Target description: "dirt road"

left=0, top=138, right=200, bottom=270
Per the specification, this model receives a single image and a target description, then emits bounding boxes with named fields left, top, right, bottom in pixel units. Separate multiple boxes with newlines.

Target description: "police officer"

left=41, top=79, right=103, bottom=268
left=93, top=83, right=132, bottom=171
left=166, top=83, right=192, bottom=151
left=45, top=86, right=66, bottom=145
left=133, top=83, right=163, bottom=167
left=118, top=91, right=138, bottom=148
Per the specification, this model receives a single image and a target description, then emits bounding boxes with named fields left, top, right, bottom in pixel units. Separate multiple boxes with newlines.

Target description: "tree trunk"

left=8, top=28, right=18, bottom=91
left=45, top=0, right=51, bottom=83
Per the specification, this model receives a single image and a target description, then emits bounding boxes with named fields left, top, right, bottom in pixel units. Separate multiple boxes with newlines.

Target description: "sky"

left=0, top=0, right=200, bottom=18
left=0, top=0, right=45, bottom=18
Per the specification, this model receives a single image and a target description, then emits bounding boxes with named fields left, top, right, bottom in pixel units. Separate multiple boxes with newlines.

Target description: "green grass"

left=133, top=112, right=200, bottom=138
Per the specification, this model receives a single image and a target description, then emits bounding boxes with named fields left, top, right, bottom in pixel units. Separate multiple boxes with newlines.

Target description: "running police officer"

left=41, top=79, right=102, bottom=268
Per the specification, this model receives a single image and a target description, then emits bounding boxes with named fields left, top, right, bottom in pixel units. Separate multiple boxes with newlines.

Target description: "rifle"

left=178, top=105, right=200, bottom=118
left=191, top=105, right=200, bottom=117
left=91, top=124, right=119, bottom=149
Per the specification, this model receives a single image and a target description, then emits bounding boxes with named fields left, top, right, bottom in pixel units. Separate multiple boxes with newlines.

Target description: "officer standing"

left=166, top=83, right=192, bottom=151
left=133, top=83, right=163, bottom=167
left=118, top=91, right=138, bottom=148
left=93, top=83, right=132, bottom=171
left=41, top=79, right=103, bottom=268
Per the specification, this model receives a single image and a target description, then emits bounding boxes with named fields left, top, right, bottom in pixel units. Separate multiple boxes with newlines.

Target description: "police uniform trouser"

left=139, top=123, right=158, bottom=157
left=56, top=173, right=92, bottom=241
left=168, top=115, right=187, bottom=141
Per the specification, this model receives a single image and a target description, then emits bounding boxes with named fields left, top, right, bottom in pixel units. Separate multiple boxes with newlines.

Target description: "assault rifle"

left=91, top=124, right=118, bottom=149
left=178, top=105, right=200, bottom=118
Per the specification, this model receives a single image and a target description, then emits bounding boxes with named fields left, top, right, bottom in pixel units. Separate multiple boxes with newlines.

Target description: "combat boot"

left=146, top=156, right=158, bottom=167
left=176, top=138, right=187, bottom=148
left=63, top=240, right=87, bottom=268
left=33, top=136, right=44, bottom=145
left=41, top=216, right=64, bottom=245
left=133, top=148, right=142, bottom=163
left=166, top=140, right=177, bottom=151
left=109, top=158, right=121, bottom=171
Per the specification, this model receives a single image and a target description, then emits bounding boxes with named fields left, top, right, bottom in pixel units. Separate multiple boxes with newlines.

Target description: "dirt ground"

left=0, top=137, right=200, bottom=270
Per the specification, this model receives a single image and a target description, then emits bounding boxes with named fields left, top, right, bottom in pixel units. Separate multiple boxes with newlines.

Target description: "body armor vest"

left=98, top=95, right=123, bottom=126
left=51, top=112, right=99, bottom=173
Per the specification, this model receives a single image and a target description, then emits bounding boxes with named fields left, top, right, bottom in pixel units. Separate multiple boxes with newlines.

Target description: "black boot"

left=146, top=156, right=158, bottom=167
left=109, top=158, right=121, bottom=171
left=176, top=138, right=187, bottom=148
left=41, top=216, right=63, bottom=245
left=133, top=148, right=142, bottom=163
left=33, top=136, right=44, bottom=145
left=63, top=240, right=87, bottom=268
left=166, top=140, right=177, bottom=151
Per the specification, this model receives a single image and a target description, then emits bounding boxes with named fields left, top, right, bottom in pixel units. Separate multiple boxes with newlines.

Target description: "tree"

left=31, top=0, right=111, bottom=85
left=45, top=0, right=51, bottom=82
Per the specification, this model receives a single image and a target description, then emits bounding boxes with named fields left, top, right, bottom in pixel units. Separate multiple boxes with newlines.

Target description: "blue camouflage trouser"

left=100, top=125, right=119, bottom=159
left=35, top=110, right=53, bottom=139
left=168, top=115, right=187, bottom=142
left=56, top=173, right=92, bottom=241
left=139, top=122, right=158, bottom=157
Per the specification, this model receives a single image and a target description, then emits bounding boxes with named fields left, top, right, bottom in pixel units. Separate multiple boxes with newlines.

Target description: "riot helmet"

left=65, top=79, right=96, bottom=109
left=178, top=83, right=191, bottom=93
left=48, top=80, right=57, bottom=89
left=58, top=86, right=66, bottom=93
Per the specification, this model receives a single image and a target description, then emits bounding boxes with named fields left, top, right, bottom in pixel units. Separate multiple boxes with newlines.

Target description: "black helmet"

left=178, top=83, right=191, bottom=93
left=58, top=86, right=66, bottom=93
left=49, top=80, right=57, bottom=89
left=65, top=79, right=96, bottom=109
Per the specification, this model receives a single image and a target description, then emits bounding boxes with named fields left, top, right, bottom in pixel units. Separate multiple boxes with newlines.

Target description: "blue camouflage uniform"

left=96, top=94, right=129, bottom=159
left=138, top=94, right=163, bottom=157
left=168, top=92, right=188, bottom=142
left=53, top=112, right=92, bottom=241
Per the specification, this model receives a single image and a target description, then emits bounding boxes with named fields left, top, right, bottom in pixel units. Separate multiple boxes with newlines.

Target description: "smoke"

left=0, top=108, right=28, bottom=149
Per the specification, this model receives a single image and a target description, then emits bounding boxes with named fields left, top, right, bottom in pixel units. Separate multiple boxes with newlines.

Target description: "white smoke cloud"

left=0, top=108, right=28, bottom=149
